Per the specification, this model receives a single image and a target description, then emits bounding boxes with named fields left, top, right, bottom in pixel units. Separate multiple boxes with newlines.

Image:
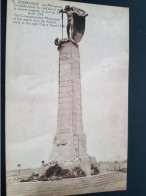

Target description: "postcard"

left=6, top=0, right=129, bottom=195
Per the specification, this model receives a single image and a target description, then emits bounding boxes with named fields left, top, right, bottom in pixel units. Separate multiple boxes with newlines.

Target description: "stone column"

left=49, top=40, right=90, bottom=174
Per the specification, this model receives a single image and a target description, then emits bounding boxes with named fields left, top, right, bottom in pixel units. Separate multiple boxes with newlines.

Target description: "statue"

left=59, top=5, right=88, bottom=43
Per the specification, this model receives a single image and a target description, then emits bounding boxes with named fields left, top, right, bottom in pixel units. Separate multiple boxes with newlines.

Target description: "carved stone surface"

left=49, top=40, right=91, bottom=175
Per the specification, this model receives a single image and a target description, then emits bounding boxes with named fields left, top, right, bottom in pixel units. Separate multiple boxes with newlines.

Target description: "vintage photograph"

left=6, top=0, right=129, bottom=195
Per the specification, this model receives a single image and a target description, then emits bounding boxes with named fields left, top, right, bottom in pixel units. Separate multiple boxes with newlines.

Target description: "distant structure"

left=49, top=6, right=91, bottom=175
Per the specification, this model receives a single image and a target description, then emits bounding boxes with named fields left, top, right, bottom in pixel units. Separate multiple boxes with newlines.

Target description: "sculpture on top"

left=55, top=5, right=88, bottom=47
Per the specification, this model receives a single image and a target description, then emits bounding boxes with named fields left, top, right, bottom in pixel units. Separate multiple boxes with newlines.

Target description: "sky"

left=6, top=0, right=129, bottom=170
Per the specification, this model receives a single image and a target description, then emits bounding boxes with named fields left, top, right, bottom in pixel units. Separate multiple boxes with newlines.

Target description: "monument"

left=49, top=5, right=92, bottom=175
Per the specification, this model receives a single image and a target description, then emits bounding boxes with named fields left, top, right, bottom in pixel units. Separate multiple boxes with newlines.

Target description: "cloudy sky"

left=6, top=0, right=129, bottom=170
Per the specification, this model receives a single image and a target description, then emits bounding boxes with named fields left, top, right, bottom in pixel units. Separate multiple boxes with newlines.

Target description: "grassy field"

left=7, top=171, right=127, bottom=196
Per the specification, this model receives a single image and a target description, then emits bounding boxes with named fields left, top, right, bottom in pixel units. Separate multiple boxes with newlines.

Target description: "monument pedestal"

left=49, top=40, right=91, bottom=175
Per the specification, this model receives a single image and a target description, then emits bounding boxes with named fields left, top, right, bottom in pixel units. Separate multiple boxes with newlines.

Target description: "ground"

left=7, top=171, right=127, bottom=196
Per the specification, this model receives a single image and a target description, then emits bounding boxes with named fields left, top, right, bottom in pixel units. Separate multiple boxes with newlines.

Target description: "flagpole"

left=62, top=12, right=63, bottom=39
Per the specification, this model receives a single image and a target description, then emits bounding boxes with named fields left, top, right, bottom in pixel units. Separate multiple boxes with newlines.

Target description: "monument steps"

left=8, top=172, right=125, bottom=189
left=8, top=172, right=125, bottom=190
left=7, top=172, right=126, bottom=196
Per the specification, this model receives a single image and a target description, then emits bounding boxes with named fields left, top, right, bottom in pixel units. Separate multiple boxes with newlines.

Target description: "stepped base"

left=7, top=172, right=127, bottom=196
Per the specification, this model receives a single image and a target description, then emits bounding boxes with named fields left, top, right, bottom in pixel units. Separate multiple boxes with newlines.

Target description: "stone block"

left=59, top=128, right=71, bottom=134
left=58, top=119, right=72, bottom=127
left=60, top=80, right=72, bottom=87
left=59, top=109, right=72, bottom=115
left=60, top=68, right=72, bottom=76
left=72, top=110, right=82, bottom=115
left=60, top=86, right=72, bottom=93
left=60, top=74, right=72, bottom=80
left=60, top=54, right=71, bottom=61
left=60, top=59, right=73, bottom=65
left=59, top=96, right=72, bottom=103
left=60, top=63, right=72, bottom=70
left=59, top=103, right=72, bottom=109
left=73, top=104, right=81, bottom=111
left=58, top=114, right=72, bottom=120
left=59, top=91, right=73, bottom=98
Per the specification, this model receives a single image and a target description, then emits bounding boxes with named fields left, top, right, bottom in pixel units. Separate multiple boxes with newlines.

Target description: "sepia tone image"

left=6, top=0, right=129, bottom=195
